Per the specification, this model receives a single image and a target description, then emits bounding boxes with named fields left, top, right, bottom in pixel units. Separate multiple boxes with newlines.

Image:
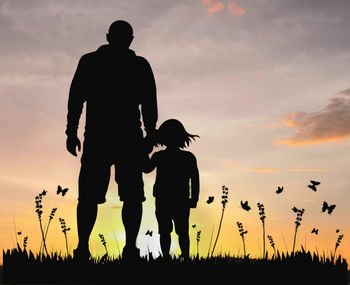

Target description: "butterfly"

left=311, top=228, right=319, bottom=235
left=192, top=224, right=196, bottom=228
left=336, top=229, right=340, bottom=233
left=146, top=230, right=153, bottom=237
left=292, top=206, right=299, bottom=213
left=57, top=185, right=69, bottom=196
left=240, top=201, right=251, bottom=211
left=308, top=180, right=320, bottom=192
left=321, top=201, right=336, bottom=215
left=276, top=186, right=284, bottom=194
left=207, top=196, right=214, bottom=204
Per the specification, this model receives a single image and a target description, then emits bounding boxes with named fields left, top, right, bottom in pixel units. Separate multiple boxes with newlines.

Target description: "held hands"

left=144, top=129, right=157, bottom=154
left=66, top=136, right=81, bottom=157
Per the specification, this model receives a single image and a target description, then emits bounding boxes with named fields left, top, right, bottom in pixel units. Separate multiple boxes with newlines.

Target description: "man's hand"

left=66, top=136, right=81, bottom=157
left=144, top=129, right=157, bottom=154
left=189, top=199, right=197, bottom=209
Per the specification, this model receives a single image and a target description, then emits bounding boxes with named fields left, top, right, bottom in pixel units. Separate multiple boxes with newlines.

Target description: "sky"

left=1, top=0, right=350, bottom=263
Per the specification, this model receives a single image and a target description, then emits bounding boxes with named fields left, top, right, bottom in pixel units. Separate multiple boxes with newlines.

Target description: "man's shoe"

left=73, top=247, right=91, bottom=261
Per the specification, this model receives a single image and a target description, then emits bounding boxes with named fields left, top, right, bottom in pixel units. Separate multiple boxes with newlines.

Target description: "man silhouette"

left=65, top=20, right=157, bottom=260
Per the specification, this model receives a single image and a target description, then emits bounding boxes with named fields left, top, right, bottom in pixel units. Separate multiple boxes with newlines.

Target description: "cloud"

left=288, top=168, right=328, bottom=172
left=247, top=167, right=279, bottom=173
left=275, top=91, right=350, bottom=146
left=224, top=161, right=240, bottom=168
left=201, top=0, right=224, bottom=16
left=247, top=122, right=282, bottom=129
left=111, top=206, right=122, bottom=210
left=228, top=2, right=246, bottom=16
left=338, top=88, right=350, bottom=96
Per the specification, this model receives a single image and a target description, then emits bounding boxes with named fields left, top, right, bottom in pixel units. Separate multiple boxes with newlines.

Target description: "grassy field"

left=3, top=186, right=349, bottom=284
left=2, top=245, right=349, bottom=285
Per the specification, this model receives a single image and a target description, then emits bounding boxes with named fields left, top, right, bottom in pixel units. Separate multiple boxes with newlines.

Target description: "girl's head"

left=157, top=119, right=199, bottom=149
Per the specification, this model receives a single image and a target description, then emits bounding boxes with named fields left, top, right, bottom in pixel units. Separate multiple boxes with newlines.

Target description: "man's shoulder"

left=78, top=51, right=98, bottom=65
left=134, top=55, right=151, bottom=67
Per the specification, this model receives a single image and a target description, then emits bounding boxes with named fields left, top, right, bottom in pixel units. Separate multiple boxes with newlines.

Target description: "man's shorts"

left=78, top=136, right=147, bottom=204
left=155, top=199, right=190, bottom=235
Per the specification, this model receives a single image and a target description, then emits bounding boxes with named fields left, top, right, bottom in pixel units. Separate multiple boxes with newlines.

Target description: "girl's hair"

left=156, top=119, right=199, bottom=148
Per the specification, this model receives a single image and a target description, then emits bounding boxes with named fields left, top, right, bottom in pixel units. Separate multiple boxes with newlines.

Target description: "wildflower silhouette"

left=59, top=218, right=71, bottom=256
left=98, top=233, right=108, bottom=262
left=196, top=230, right=201, bottom=258
left=43, top=207, right=57, bottom=252
left=267, top=235, right=276, bottom=255
left=211, top=185, right=228, bottom=257
left=23, top=236, right=28, bottom=249
left=99, top=233, right=108, bottom=255
left=35, top=190, right=48, bottom=256
left=334, top=234, right=344, bottom=256
left=292, top=206, right=305, bottom=253
left=236, top=221, right=248, bottom=257
left=257, top=202, right=266, bottom=258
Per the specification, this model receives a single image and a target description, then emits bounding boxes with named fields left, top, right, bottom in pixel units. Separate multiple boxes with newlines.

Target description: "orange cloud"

left=247, top=122, right=282, bottom=129
left=224, top=162, right=240, bottom=168
left=288, top=168, right=328, bottom=172
left=111, top=205, right=122, bottom=210
left=248, top=167, right=279, bottom=173
left=201, top=0, right=224, bottom=16
left=275, top=92, right=350, bottom=146
left=228, top=2, right=246, bottom=15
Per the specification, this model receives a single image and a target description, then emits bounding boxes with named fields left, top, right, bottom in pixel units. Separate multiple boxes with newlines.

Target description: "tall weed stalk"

left=210, top=185, right=228, bottom=257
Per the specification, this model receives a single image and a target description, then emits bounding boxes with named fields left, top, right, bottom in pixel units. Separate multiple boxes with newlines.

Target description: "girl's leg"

left=160, top=233, right=171, bottom=258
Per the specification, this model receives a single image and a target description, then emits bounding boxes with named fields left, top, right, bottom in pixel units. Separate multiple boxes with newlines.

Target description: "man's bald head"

left=106, top=20, right=134, bottom=49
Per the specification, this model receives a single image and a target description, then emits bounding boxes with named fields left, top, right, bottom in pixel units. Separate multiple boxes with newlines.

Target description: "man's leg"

left=76, top=158, right=110, bottom=258
left=122, top=201, right=142, bottom=249
left=77, top=201, right=98, bottom=251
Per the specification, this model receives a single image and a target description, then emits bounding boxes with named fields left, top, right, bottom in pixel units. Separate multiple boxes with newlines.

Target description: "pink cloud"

left=201, top=0, right=224, bottom=16
left=287, top=168, right=328, bottom=172
left=248, top=167, right=279, bottom=173
left=275, top=92, right=350, bottom=146
left=228, top=2, right=246, bottom=16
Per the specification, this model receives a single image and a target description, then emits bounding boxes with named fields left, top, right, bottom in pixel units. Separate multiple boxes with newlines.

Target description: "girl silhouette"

left=144, top=119, right=200, bottom=260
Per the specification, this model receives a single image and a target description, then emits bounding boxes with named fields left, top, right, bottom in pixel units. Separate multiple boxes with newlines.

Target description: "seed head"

left=335, top=234, right=344, bottom=249
left=267, top=235, right=275, bottom=250
left=196, top=230, right=201, bottom=243
left=221, top=185, right=229, bottom=208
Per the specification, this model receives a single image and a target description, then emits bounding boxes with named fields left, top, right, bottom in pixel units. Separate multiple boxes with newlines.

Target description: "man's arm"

left=65, top=56, right=88, bottom=156
left=139, top=58, right=157, bottom=136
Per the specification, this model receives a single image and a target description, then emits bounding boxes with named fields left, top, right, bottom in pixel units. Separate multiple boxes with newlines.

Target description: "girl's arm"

left=143, top=152, right=158, bottom=173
